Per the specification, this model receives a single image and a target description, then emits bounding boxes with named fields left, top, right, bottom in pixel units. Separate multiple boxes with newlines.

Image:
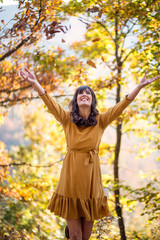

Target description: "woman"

left=20, top=67, right=158, bottom=240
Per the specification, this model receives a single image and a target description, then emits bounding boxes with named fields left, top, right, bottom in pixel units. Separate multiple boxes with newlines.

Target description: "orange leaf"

left=1, top=20, right=4, bottom=25
left=98, top=10, right=102, bottom=18
left=87, top=60, right=96, bottom=68
left=101, top=56, right=105, bottom=62
left=92, top=38, right=101, bottom=42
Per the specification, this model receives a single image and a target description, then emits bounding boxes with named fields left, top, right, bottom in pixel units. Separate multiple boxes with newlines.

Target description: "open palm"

left=139, top=71, right=159, bottom=88
left=19, top=67, right=37, bottom=84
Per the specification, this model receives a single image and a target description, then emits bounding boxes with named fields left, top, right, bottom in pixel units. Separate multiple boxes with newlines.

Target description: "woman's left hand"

left=138, top=70, right=159, bottom=89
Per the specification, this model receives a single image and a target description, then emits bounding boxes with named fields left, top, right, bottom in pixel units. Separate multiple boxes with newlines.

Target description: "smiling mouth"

left=81, top=98, right=89, bottom=101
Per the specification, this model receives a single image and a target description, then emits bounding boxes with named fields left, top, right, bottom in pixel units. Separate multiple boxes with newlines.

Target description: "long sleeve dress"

left=39, top=90, right=133, bottom=221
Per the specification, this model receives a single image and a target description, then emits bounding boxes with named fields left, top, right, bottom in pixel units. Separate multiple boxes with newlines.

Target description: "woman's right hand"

left=19, top=67, right=38, bottom=85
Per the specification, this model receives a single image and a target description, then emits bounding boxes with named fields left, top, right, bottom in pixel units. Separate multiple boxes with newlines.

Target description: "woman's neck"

left=78, top=106, right=91, bottom=120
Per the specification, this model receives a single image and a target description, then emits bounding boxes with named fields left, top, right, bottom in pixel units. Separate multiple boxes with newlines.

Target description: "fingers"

left=19, top=68, right=28, bottom=80
left=141, top=70, right=148, bottom=81
left=19, top=67, right=30, bottom=75
left=19, top=68, right=26, bottom=77
left=143, top=70, right=148, bottom=79
left=24, top=67, right=35, bottom=79
left=150, top=76, right=159, bottom=82
left=24, top=67, right=32, bottom=78
left=24, top=67, right=30, bottom=74
left=19, top=71, right=26, bottom=79
left=145, top=76, right=159, bottom=85
left=19, top=67, right=31, bottom=79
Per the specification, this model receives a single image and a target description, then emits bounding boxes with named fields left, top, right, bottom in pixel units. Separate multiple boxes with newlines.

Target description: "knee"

left=70, top=229, right=82, bottom=240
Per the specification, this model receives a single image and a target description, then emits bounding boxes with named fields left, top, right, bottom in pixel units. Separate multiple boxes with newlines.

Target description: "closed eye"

left=79, top=90, right=91, bottom=95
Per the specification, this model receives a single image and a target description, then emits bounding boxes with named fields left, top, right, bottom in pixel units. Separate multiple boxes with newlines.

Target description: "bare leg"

left=81, top=217, right=94, bottom=240
left=66, top=218, right=82, bottom=240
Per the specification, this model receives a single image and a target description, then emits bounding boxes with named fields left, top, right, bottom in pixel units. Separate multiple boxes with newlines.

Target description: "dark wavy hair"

left=69, top=86, right=99, bottom=127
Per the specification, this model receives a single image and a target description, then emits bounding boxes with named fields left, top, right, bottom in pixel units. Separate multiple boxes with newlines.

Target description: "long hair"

left=69, top=86, right=99, bottom=127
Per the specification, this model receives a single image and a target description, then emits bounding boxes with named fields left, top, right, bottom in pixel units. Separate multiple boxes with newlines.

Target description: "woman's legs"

left=81, top=217, right=94, bottom=240
left=66, top=217, right=94, bottom=240
left=66, top=218, right=82, bottom=240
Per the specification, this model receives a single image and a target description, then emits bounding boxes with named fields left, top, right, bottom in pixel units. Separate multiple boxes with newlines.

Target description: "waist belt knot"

left=67, top=147, right=98, bottom=166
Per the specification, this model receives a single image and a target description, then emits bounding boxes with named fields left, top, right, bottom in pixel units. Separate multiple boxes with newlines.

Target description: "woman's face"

left=77, top=88, right=92, bottom=108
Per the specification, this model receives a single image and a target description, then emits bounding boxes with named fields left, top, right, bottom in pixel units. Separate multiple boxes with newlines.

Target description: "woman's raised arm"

left=100, top=71, right=159, bottom=129
left=19, top=67, right=69, bottom=125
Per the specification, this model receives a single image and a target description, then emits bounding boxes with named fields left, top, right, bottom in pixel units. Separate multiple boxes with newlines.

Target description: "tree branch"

left=0, top=84, right=33, bottom=94
left=0, top=93, right=73, bottom=106
left=0, top=0, right=45, bottom=62
left=121, top=47, right=136, bottom=64
left=120, top=19, right=139, bottom=59
left=122, top=128, right=160, bottom=134
left=96, top=20, right=115, bottom=42
left=0, top=158, right=64, bottom=168
left=0, top=36, right=32, bottom=62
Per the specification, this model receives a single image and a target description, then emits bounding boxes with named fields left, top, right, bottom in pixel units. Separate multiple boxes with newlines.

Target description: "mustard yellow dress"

left=39, top=90, right=132, bottom=221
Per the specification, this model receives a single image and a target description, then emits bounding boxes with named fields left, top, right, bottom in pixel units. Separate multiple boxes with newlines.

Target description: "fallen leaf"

left=86, top=24, right=90, bottom=29
left=78, top=18, right=90, bottom=29
left=1, top=20, right=4, bottom=25
left=98, top=10, right=102, bottom=18
left=87, top=6, right=100, bottom=13
left=62, top=38, right=65, bottom=42
left=101, top=56, right=105, bottom=62
left=92, top=38, right=101, bottom=42
left=44, top=21, right=69, bottom=40
left=87, top=60, right=96, bottom=68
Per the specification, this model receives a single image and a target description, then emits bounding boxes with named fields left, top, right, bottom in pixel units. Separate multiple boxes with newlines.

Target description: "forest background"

left=0, top=0, right=159, bottom=239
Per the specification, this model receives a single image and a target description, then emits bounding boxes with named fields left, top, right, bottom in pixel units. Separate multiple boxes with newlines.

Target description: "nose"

left=82, top=91, right=87, bottom=96
left=82, top=93, right=88, bottom=99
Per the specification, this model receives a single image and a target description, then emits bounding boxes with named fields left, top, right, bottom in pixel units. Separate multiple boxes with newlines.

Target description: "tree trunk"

left=114, top=85, right=127, bottom=240
left=114, top=2, right=127, bottom=239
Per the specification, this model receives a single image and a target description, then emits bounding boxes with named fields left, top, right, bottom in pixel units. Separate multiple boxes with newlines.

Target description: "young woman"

left=20, top=68, right=158, bottom=240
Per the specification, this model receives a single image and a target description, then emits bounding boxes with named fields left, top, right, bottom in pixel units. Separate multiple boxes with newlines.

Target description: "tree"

left=0, top=0, right=159, bottom=239
left=0, top=102, right=67, bottom=239
left=0, top=0, right=63, bottom=62
left=0, top=0, right=75, bottom=107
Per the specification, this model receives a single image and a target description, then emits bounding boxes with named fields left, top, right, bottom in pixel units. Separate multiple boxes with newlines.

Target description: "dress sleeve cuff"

left=39, top=90, right=47, bottom=96
left=125, top=94, right=133, bottom=102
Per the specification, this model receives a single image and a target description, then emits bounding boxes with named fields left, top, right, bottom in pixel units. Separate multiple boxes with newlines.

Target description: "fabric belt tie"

left=67, top=147, right=98, bottom=166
